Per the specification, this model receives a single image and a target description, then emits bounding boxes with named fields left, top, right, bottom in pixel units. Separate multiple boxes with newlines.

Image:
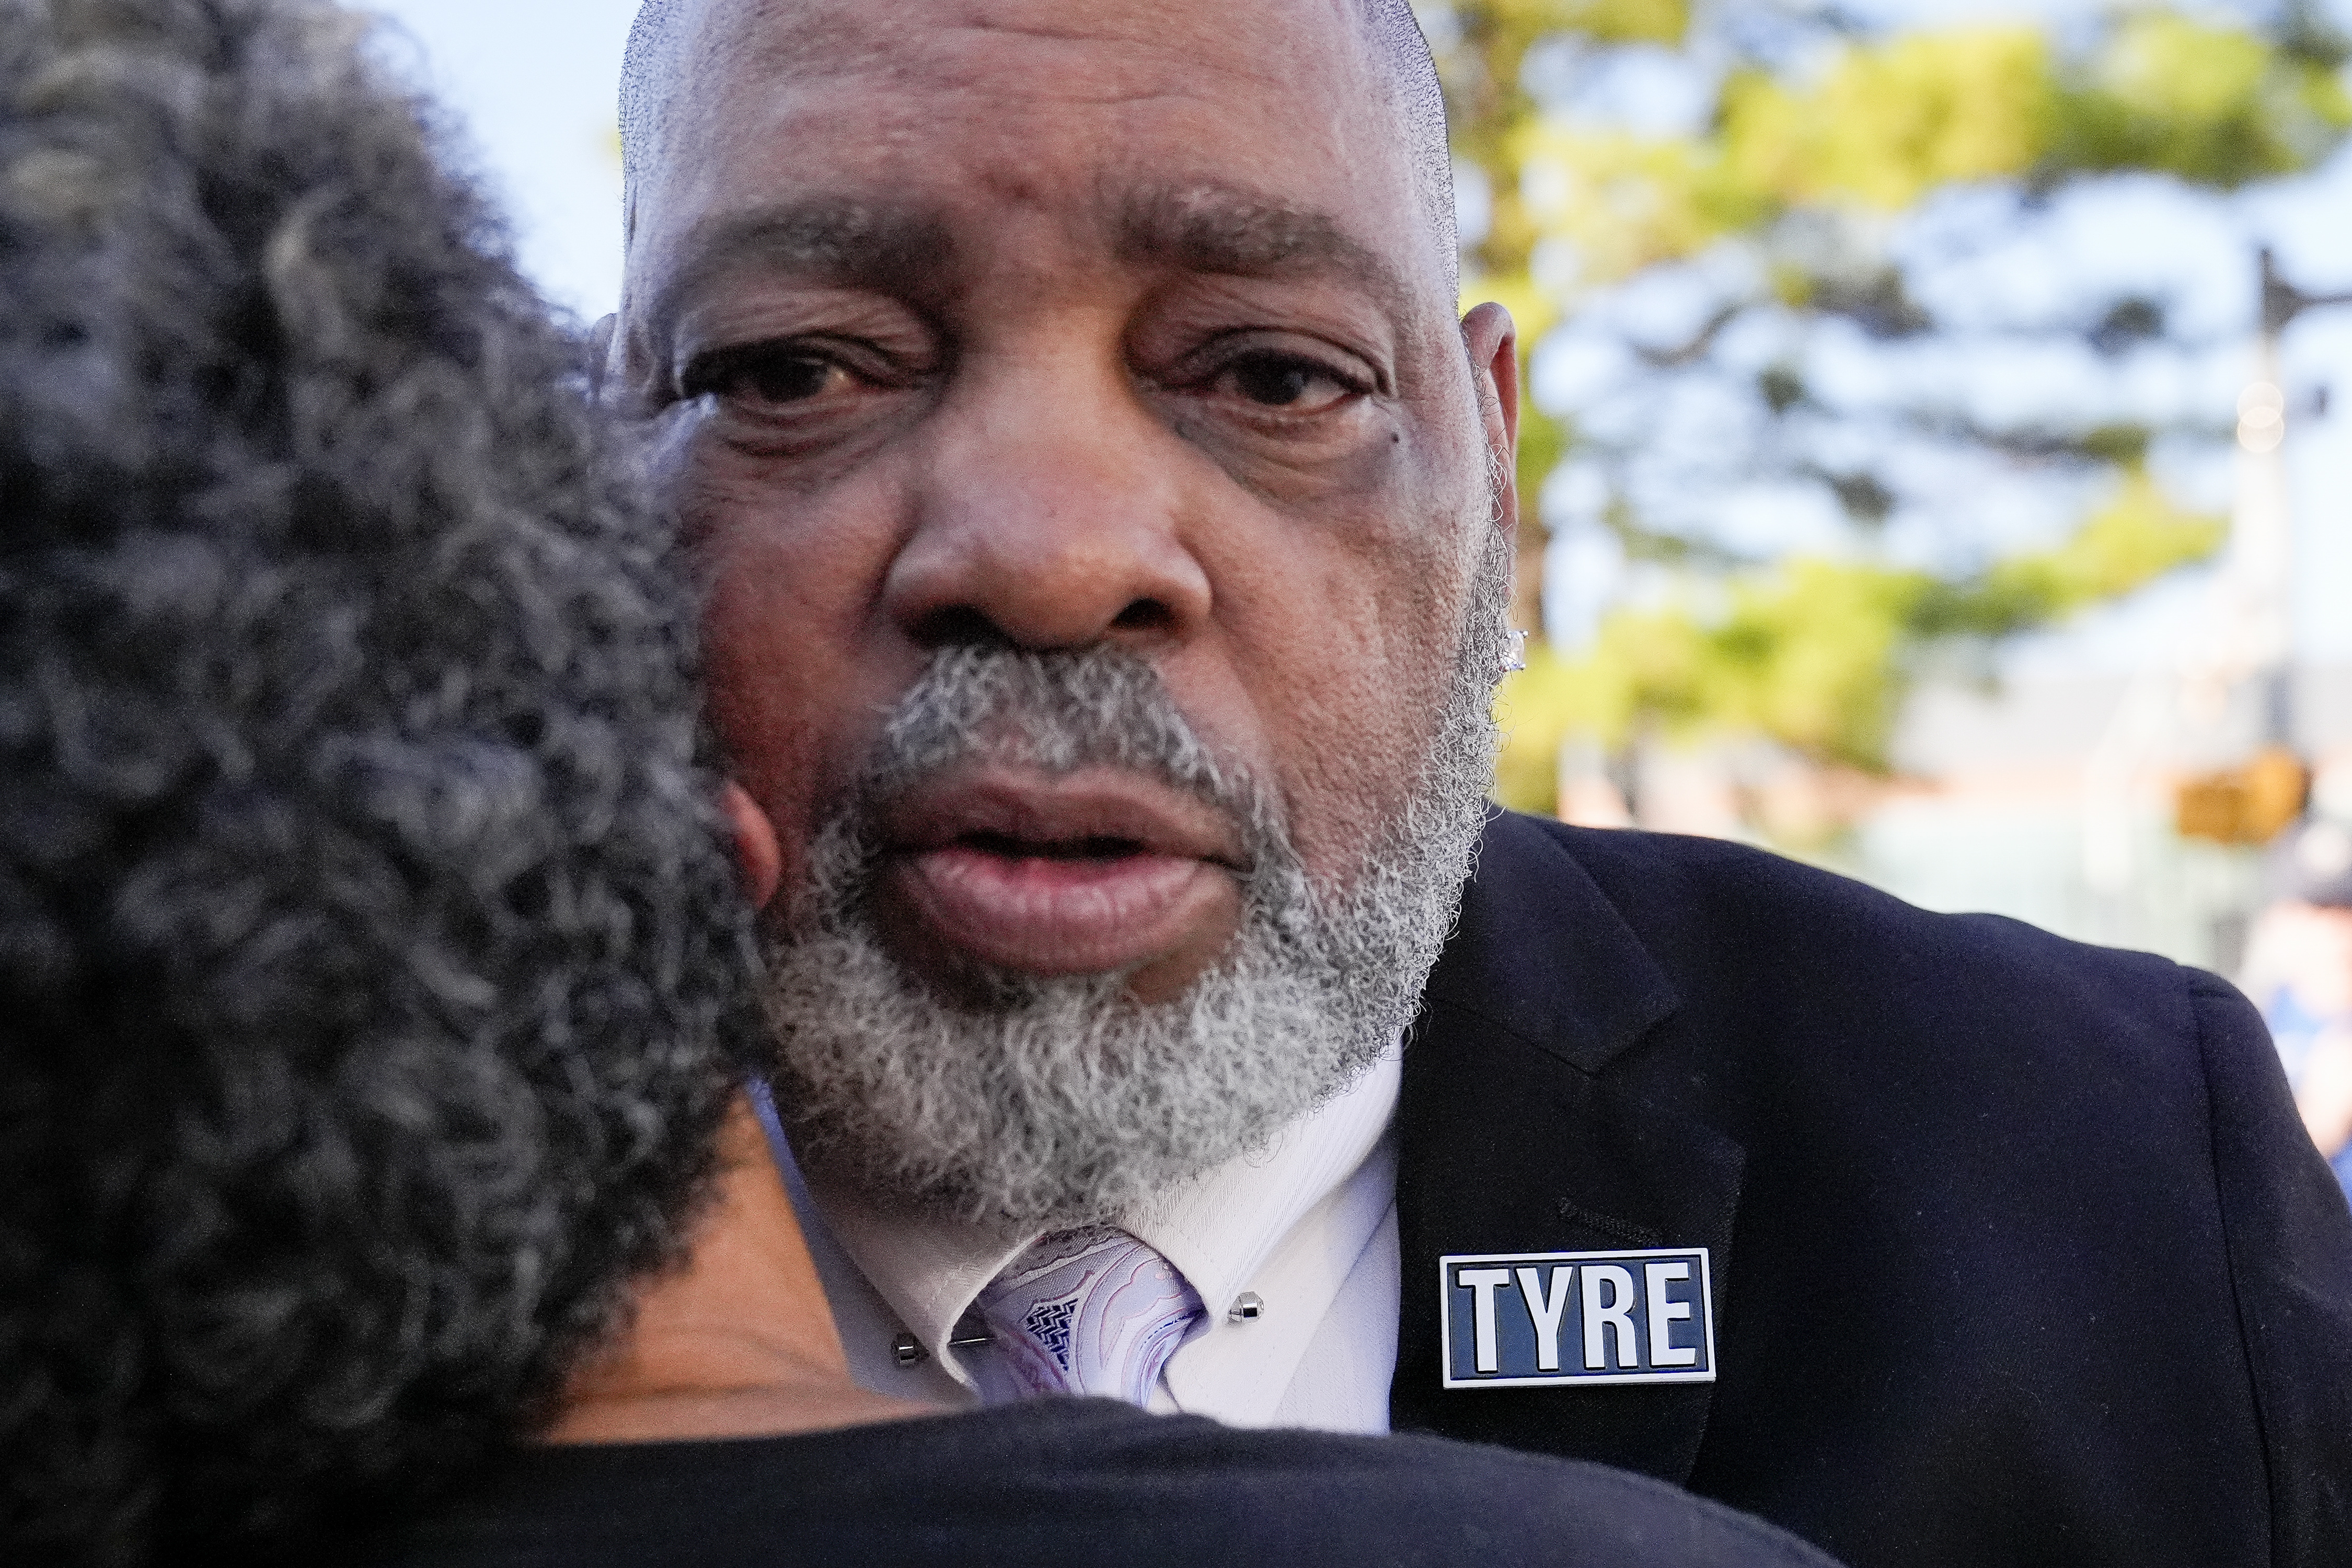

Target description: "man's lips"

left=874, top=767, right=1247, bottom=978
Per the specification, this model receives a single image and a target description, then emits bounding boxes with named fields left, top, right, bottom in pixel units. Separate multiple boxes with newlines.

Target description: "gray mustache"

left=848, top=642, right=1280, bottom=859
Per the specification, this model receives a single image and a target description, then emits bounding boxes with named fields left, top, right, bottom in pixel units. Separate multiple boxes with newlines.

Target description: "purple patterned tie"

left=966, top=1227, right=1205, bottom=1406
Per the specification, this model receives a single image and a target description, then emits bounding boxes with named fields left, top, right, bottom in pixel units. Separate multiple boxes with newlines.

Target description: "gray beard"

left=762, top=528, right=1512, bottom=1228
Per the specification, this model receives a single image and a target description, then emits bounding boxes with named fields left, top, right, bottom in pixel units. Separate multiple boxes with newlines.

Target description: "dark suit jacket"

left=1392, top=811, right=2352, bottom=1568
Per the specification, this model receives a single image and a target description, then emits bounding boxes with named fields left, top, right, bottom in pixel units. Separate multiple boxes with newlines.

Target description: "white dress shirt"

left=753, top=1048, right=1403, bottom=1433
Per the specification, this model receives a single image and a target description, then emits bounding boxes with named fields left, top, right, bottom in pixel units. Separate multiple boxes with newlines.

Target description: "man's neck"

left=546, top=1095, right=929, bottom=1444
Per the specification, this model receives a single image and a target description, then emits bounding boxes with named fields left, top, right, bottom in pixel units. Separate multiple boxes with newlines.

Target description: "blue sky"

left=362, top=0, right=638, bottom=324
left=358, top=0, right=2352, bottom=671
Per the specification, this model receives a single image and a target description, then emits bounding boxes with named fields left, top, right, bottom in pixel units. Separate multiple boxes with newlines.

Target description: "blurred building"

left=1557, top=666, right=2352, bottom=975
left=1865, top=666, right=2352, bottom=972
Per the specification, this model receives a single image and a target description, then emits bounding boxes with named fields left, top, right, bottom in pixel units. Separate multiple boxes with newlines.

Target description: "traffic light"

left=2174, top=746, right=2310, bottom=846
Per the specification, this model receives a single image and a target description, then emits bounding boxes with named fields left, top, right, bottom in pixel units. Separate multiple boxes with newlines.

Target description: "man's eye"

left=1219, top=354, right=1358, bottom=412
left=684, top=348, right=847, bottom=408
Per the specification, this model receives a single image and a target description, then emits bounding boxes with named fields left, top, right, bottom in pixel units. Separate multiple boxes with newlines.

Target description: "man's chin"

left=759, top=901, right=1385, bottom=1228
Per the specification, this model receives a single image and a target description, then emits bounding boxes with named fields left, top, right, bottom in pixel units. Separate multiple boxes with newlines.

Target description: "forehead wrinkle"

left=918, top=17, right=1308, bottom=97
left=631, top=1, right=1454, bottom=270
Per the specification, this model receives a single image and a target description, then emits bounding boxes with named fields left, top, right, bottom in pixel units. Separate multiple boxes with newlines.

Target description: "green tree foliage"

left=1496, top=471, right=2224, bottom=794
left=1433, top=2, right=2351, bottom=816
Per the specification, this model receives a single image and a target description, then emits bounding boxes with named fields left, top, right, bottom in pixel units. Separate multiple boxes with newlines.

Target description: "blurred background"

left=1431, top=0, right=2352, bottom=974
left=360, top=0, right=2352, bottom=1181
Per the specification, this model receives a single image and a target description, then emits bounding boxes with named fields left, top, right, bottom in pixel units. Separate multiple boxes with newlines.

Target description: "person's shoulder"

left=360, top=1403, right=1847, bottom=1568
left=925, top=1403, right=1846, bottom=1567
left=1122, top=1414, right=1847, bottom=1567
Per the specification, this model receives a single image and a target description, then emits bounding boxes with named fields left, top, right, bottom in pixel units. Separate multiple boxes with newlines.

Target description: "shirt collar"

left=1122, top=1045, right=1399, bottom=1325
left=805, top=1043, right=1402, bottom=1389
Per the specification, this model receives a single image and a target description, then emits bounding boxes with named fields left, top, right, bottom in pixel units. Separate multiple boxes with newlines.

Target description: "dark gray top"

left=363, top=1398, right=1844, bottom=1567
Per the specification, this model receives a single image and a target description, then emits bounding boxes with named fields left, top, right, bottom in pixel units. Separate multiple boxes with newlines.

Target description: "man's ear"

left=1461, top=301, right=1520, bottom=540
left=721, top=781, right=782, bottom=911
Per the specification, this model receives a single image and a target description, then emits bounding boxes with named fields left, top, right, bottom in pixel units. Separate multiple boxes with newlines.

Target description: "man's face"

left=621, top=0, right=1516, bottom=1008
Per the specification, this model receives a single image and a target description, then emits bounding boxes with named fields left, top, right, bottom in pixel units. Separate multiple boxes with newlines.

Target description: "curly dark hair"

left=0, top=1, right=764, bottom=1562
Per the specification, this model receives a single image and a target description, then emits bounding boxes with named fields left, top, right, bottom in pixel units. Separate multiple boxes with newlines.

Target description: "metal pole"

left=2246, top=248, right=2352, bottom=750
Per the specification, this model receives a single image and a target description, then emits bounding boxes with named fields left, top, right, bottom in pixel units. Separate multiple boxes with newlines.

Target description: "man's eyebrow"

left=650, top=199, right=954, bottom=320
left=1117, top=184, right=1414, bottom=318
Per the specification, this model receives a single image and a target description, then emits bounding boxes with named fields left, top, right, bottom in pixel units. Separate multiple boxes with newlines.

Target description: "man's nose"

left=882, top=364, right=1212, bottom=652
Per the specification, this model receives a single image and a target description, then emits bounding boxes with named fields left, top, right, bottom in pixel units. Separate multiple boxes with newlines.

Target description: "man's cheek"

left=692, top=462, right=915, bottom=699
left=1241, top=591, right=1460, bottom=880
left=1276, top=562, right=1477, bottom=876
left=1179, top=409, right=1417, bottom=517
left=1278, top=688, right=1451, bottom=877
left=699, top=562, right=872, bottom=872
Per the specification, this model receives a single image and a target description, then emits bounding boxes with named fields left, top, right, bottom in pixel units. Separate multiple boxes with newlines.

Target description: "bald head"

left=617, top=0, right=1456, bottom=290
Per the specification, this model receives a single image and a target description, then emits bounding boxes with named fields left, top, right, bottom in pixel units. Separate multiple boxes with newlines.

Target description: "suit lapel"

left=1390, top=812, right=1744, bottom=1485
